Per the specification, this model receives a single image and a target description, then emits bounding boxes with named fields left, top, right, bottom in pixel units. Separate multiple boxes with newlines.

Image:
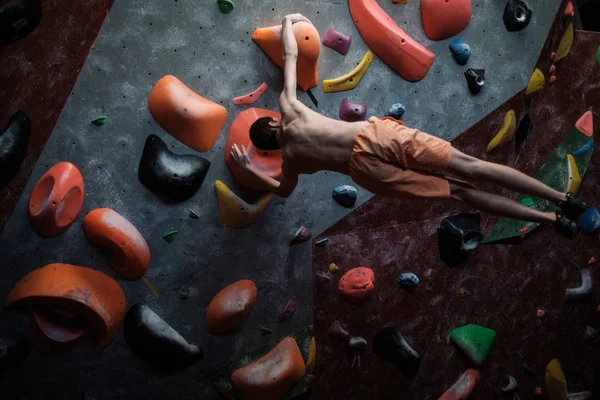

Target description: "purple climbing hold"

left=327, top=320, right=349, bottom=340
left=565, top=268, right=594, bottom=301
left=322, top=26, right=352, bottom=56
left=279, top=299, right=296, bottom=322
left=339, top=98, right=367, bottom=122
left=290, top=225, right=312, bottom=246
left=315, top=272, right=331, bottom=285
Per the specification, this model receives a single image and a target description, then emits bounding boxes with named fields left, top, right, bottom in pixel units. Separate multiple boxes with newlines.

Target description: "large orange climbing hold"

left=5, top=263, right=126, bottom=347
left=252, top=22, right=320, bottom=91
left=338, top=267, right=375, bottom=303
left=28, top=162, right=84, bottom=237
left=148, top=75, right=227, bottom=152
left=205, top=279, right=257, bottom=334
left=575, top=108, right=594, bottom=137
left=349, top=0, right=435, bottom=82
left=439, top=369, right=480, bottom=400
left=231, top=337, right=306, bottom=400
left=422, top=0, right=472, bottom=41
left=224, top=108, right=283, bottom=190
left=82, top=208, right=150, bottom=281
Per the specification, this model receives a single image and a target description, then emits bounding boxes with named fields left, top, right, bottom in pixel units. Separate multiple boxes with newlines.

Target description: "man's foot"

left=554, top=212, right=578, bottom=239
left=559, top=192, right=587, bottom=218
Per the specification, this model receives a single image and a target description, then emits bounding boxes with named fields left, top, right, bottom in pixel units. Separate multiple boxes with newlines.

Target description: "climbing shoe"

left=559, top=192, right=587, bottom=218
left=554, top=212, right=578, bottom=239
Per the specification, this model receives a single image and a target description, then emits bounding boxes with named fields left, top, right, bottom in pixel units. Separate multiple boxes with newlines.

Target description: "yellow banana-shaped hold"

left=555, top=22, right=574, bottom=62
left=486, top=110, right=517, bottom=153
left=214, top=180, right=274, bottom=229
left=545, top=358, right=568, bottom=400
left=526, top=68, right=545, bottom=96
left=564, top=154, right=582, bottom=194
left=322, top=50, right=373, bottom=93
left=307, top=337, right=316, bottom=373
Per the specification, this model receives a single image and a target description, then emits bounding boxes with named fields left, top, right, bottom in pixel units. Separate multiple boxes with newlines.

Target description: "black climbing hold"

left=124, top=303, right=203, bottom=370
left=348, top=336, right=367, bottom=352
left=372, top=327, right=420, bottom=378
left=0, top=0, right=42, bottom=44
left=0, top=336, right=32, bottom=372
left=315, top=272, right=331, bottom=285
left=515, top=113, right=532, bottom=142
left=503, top=0, right=532, bottom=32
left=437, top=213, right=483, bottom=267
left=464, top=69, right=485, bottom=95
left=315, top=237, right=329, bottom=248
left=0, top=110, right=31, bottom=189
left=138, top=134, right=210, bottom=201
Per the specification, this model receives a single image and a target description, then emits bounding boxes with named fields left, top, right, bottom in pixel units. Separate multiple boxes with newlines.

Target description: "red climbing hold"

left=551, top=52, right=557, bottom=60
left=232, top=83, right=268, bottom=105
left=588, top=257, right=596, bottom=264
left=549, top=64, right=556, bottom=74
left=564, top=1, right=574, bottom=17
left=338, top=267, right=375, bottom=304
left=575, top=109, right=594, bottom=137
left=549, top=75, right=557, bottom=84
left=421, top=0, right=472, bottom=41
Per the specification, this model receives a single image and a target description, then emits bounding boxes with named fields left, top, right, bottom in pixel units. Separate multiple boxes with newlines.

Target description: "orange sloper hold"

left=82, top=208, right=150, bottom=280
left=224, top=108, right=283, bottom=190
left=29, top=162, right=84, bottom=237
left=5, top=263, right=126, bottom=347
left=349, top=0, right=435, bottom=82
left=206, top=280, right=257, bottom=334
left=338, top=267, right=375, bottom=303
left=148, top=75, right=227, bottom=152
left=231, top=337, right=306, bottom=400
left=252, top=22, right=320, bottom=91
left=421, top=0, right=472, bottom=41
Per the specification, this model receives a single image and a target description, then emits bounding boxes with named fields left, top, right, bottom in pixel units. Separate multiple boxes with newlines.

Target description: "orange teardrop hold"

left=576, top=109, right=594, bottom=137
left=148, top=75, right=227, bottom=152
left=421, top=0, right=472, bottom=41
left=252, top=22, right=320, bottom=91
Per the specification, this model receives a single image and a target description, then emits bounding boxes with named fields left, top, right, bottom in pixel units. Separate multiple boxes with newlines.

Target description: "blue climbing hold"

left=332, top=185, right=357, bottom=207
left=387, top=103, right=406, bottom=120
left=397, top=272, right=419, bottom=288
left=522, top=363, right=536, bottom=376
left=580, top=206, right=600, bottom=234
left=449, top=39, right=471, bottom=66
left=572, top=139, right=594, bottom=157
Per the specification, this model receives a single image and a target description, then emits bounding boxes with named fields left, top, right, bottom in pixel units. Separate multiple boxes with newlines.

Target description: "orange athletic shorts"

left=349, top=117, right=454, bottom=199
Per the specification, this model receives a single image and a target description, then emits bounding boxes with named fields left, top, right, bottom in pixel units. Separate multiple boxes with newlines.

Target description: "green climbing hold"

left=188, top=209, right=200, bottom=219
left=91, top=116, right=107, bottom=126
left=180, top=291, right=189, bottom=299
left=260, top=326, right=273, bottom=335
left=163, top=230, right=178, bottom=243
left=520, top=197, right=535, bottom=207
left=217, top=0, right=234, bottom=13
left=597, top=46, right=600, bottom=64
left=449, top=324, right=496, bottom=367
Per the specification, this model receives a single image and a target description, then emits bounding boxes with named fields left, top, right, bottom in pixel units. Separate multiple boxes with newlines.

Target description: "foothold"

left=589, top=257, right=597, bottom=265
left=372, top=327, right=420, bottom=378
left=501, top=376, right=519, bottom=393
left=549, top=75, right=557, bottom=84
left=338, top=98, right=367, bottom=122
left=348, top=336, right=367, bottom=352
left=459, top=288, right=470, bottom=297
left=138, top=135, right=211, bottom=202
left=464, top=68, right=485, bottom=95
left=323, top=50, right=373, bottom=93
left=322, top=26, right=352, bottom=56
left=449, top=324, right=496, bottom=367
left=523, top=363, right=536, bottom=376
left=188, top=209, right=200, bottom=219
left=535, top=387, right=543, bottom=396
left=217, top=0, right=234, bottom=13
left=179, top=291, right=189, bottom=299
left=231, top=337, right=306, bottom=400
left=332, top=185, right=358, bottom=207
left=439, top=369, right=480, bottom=400
left=329, top=263, right=340, bottom=272
left=279, top=299, right=296, bottom=322
left=91, top=116, right=107, bottom=126
left=549, top=64, right=556, bottom=74
left=597, top=46, right=600, bottom=64
left=315, top=237, right=329, bottom=247
left=387, top=103, right=406, bottom=120
left=29, top=162, right=84, bottom=237
left=537, top=309, right=545, bottom=317
left=290, top=225, right=312, bottom=246
left=438, top=213, right=482, bottom=267
left=526, top=68, right=545, bottom=96
left=551, top=51, right=557, bottom=60
left=565, top=268, right=594, bottom=301
left=162, top=230, right=178, bottom=243
left=555, top=23, right=574, bottom=62
left=421, top=0, right=472, bottom=41
left=0, top=0, right=42, bottom=44
left=487, top=110, right=517, bottom=152
left=315, top=272, right=331, bottom=285
left=564, top=154, right=582, bottom=194
left=575, top=109, right=593, bottom=137
left=503, top=0, right=532, bottom=32
left=515, top=113, right=533, bottom=142
left=327, top=320, right=349, bottom=340
left=572, top=139, right=594, bottom=157
left=449, top=39, right=471, bottom=65
left=307, top=337, right=316, bottom=373
left=124, top=303, right=203, bottom=370
left=0, top=336, right=31, bottom=372
left=148, top=75, right=227, bottom=152
left=232, top=82, right=268, bottom=105
left=349, top=0, right=435, bottom=81
left=0, top=110, right=31, bottom=189
left=253, top=22, right=320, bottom=91
left=5, top=263, right=126, bottom=347
left=205, top=280, right=257, bottom=334
left=260, top=326, right=273, bottom=335
left=83, top=208, right=151, bottom=280
left=338, top=267, right=375, bottom=304
left=580, top=207, right=600, bottom=234
left=214, top=180, right=274, bottom=229
left=397, top=272, right=419, bottom=288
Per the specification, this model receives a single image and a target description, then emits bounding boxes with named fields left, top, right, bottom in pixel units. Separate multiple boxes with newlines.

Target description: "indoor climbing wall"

left=0, top=0, right=569, bottom=398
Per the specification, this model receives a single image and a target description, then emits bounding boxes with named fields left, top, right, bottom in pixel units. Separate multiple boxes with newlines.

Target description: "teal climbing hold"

left=597, top=46, right=600, bottom=64
left=217, top=0, right=234, bottom=13
left=91, top=116, right=107, bottom=126
left=449, top=324, right=496, bottom=367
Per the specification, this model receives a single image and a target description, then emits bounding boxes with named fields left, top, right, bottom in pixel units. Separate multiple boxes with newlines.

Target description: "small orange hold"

left=588, top=256, right=596, bottom=264
left=519, top=226, right=528, bottom=235
left=338, top=267, right=375, bottom=304
left=564, top=1, right=574, bottom=17
left=535, top=387, right=542, bottom=395
left=537, top=309, right=545, bottom=318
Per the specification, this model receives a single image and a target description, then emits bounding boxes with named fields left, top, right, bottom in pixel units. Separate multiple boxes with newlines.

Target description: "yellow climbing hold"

left=307, top=336, right=316, bottom=373
left=486, top=110, right=517, bottom=153
left=322, top=50, right=373, bottom=93
left=545, top=358, right=568, bottom=400
left=555, top=23, right=574, bottom=62
left=329, top=263, right=340, bottom=272
left=214, top=180, right=274, bottom=229
left=526, top=68, right=545, bottom=96
left=564, top=154, right=582, bottom=194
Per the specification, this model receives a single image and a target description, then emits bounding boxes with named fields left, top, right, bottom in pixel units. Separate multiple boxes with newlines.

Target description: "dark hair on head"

left=249, top=117, right=280, bottom=150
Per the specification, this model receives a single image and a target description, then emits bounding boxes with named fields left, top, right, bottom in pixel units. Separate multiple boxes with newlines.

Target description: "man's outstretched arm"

left=280, top=14, right=310, bottom=111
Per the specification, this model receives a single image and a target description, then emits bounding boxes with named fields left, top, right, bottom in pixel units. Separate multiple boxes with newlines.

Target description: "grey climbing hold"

left=315, top=237, right=329, bottom=248
left=397, top=272, right=419, bottom=288
left=328, top=320, right=349, bottom=340
left=387, top=103, right=406, bottom=120
left=438, top=213, right=483, bottom=267
left=348, top=336, right=367, bottom=352
left=279, top=299, right=296, bottom=322
left=565, top=268, right=594, bottom=301
left=501, top=375, right=519, bottom=393
left=579, top=206, right=600, bottom=234
left=522, top=363, right=536, bottom=376
left=372, top=327, right=420, bottom=378
left=290, top=225, right=311, bottom=246
left=583, top=326, right=598, bottom=341
left=449, top=39, right=470, bottom=65
left=503, top=0, right=532, bottom=32
left=464, top=69, right=485, bottom=95
left=0, top=110, right=31, bottom=190
left=315, top=272, right=331, bottom=285
left=332, top=185, right=357, bottom=207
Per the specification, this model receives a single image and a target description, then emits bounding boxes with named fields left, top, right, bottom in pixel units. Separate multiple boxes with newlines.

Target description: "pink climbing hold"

left=322, top=27, right=352, bottom=56
left=549, top=64, right=556, bottom=74
left=551, top=51, right=557, bottom=60
left=232, top=82, right=268, bottom=105
left=549, top=75, right=557, bottom=84
left=290, top=225, right=312, bottom=246
left=279, top=299, right=296, bottom=322
left=339, top=98, right=367, bottom=122
left=327, top=320, right=349, bottom=340
left=575, top=109, right=594, bottom=137
left=564, top=1, right=574, bottom=17
left=439, top=369, right=480, bottom=400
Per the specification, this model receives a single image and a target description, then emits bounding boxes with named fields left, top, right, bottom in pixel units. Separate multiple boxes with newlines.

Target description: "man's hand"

left=231, top=144, right=252, bottom=171
left=282, top=14, right=311, bottom=25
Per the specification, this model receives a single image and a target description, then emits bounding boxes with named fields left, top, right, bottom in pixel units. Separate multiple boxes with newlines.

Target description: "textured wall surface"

left=0, top=0, right=564, bottom=398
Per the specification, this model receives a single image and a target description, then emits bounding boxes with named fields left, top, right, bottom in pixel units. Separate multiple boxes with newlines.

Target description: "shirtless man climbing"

left=232, top=14, right=586, bottom=238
